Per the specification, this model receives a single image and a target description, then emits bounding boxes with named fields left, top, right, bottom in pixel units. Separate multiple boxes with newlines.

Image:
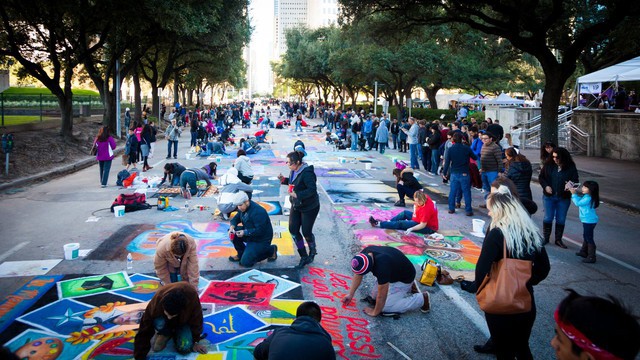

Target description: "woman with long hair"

left=278, top=150, right=320, bottom=268
left=94, top=126, right=116, bottom=188
left=369, top=191, right=438, bottom=235
left=140, top=124, right=153, bottom=172
left=475, top=186, right=550, bottom=358
left=505, top=147, right=533, bottom=201
left=538, top=147, right=579, bottom=248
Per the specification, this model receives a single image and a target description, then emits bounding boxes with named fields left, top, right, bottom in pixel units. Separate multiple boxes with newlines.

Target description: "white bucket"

left=365, top=163, right=372, bottom=170
left=185, top=153, right=192, bottom=160
left=392, top=157, right=398, bottom=163
left=64, top=243, right=80, bottom=260
left=472, top=219, right=486, bottom=233
left=114, top=205, right=126, bottom=218
left=338, top=157, right=346, bottom=164
left=215, top=156, right=222, bottom=163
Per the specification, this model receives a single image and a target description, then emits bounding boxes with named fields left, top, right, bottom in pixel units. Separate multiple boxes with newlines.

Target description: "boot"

left=555, top=224, right=568, bottom=249
left=575, top=242, right=588, bottom=258
left=543, top=222, right=553, bottom=245
left=296, top=248, right=312, bottom=268
left=583, top=244, right=596, bottom=263
left=308, top=242, right=317, bottom=263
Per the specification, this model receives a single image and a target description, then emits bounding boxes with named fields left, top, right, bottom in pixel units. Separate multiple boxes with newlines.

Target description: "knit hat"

left=351, top=253, right=373, bottom=275
left=294, top=145, right=307, bottom=157
left=232, top=191, right=249, bottom=206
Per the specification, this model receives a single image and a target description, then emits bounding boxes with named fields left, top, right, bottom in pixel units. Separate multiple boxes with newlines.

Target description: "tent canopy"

left=486, top=93, right=524, bottom=105
left=456, top=94, right=474, bottom=101
left=577, top=56, right=640, bottom=84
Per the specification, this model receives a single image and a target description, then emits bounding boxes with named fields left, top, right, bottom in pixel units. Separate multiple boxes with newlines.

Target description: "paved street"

left=0, top=109, right=639, bottom=359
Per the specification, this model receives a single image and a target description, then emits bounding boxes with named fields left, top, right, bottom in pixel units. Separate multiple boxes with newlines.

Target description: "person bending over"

left=369, top=190, right=438, bottom=235
left=154, top=232, right=200, bottom=290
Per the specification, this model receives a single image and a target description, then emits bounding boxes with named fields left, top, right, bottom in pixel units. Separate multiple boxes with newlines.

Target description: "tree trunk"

left=173, top=72, right=180, bottom=105
left=187, top=89, right=193, bottom=106
left=132, top=70, right=141, bottom=123
left=540, top=79, right=563, bottom=146
left=424, top=86, right=440, bottom=110
left=57, top=94, right=74, bottom=139
left=151, top=84, right=159, bottom=120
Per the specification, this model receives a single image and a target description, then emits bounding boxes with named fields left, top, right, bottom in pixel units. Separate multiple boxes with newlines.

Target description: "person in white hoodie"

left=234, top=149, right=254, bottom=184
left=217, top=167, right=253, bottom=220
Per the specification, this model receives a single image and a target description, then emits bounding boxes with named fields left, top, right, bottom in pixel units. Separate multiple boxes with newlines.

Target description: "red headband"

left=554, top=308, right=622, bottom=360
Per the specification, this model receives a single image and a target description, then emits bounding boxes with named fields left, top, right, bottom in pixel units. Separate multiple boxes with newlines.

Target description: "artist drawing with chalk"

left=228, top=192, right=278, bottom=267
left=154, top=232, right=200, bottom=290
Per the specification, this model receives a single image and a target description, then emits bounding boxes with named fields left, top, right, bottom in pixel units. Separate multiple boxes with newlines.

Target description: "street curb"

left=0, top=149, right=124, bottom=192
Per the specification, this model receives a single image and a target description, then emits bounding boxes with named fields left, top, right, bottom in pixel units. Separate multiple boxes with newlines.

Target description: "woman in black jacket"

left=278, top=151, right=320, bottom=268
left=538, top=147, right=579, bottom=248
left=505, top=148, right=533, bottom=201
left=141, top=124, right=153, bottom=172
left=392, top=168, right=422, bottom=207
left=475, top=187, right=550, bottom=359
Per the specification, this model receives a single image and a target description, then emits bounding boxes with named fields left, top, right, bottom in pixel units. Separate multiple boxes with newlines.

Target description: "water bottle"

left=127, top=253, right=133, bottom=270
left=184, top=199, right=190, bottom=211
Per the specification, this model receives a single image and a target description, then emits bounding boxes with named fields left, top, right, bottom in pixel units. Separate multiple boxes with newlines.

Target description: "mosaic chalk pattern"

left=333, top=205, right=404, bottom=225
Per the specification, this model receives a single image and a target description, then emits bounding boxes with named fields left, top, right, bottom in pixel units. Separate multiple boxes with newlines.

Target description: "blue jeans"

left=380, top=210, right=434, bottom=234
left=167, top=140, right=178, bottom=157
left=179, top=171, right=198, bottom=195
left=153, top=317, right=193, bottom=354
left=379, top=142, right=386, bottom=154
left=190, top=131, right=197, bottom=146
left=397, top=184, right=417, bottom=201
left=99, top=160, right=112, bottom=186
left=409, top=144, right=420, bottom=169
left=543, top=195, right=571, bottom=226
left=351, top=132, right=358, bottom=150
left=431, top=150, right=440, bottom=174
left=449, top=172, right=472, bottom=213
left=583, top=222, right=597, bottom=245
left=481, top=171, right=499, bottom=199
left=392, top=134, right=398, bottom=149
left=295, top=121, right=302, bottom=131
left=231, top=226, right=275, bottom=267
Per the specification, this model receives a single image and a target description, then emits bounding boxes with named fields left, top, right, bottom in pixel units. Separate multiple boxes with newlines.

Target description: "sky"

left=248, top=0, right=275, bottom=95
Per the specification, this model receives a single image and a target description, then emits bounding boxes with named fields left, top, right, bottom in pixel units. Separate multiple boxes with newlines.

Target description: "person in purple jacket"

left=94, top=126, right=117, bottom=188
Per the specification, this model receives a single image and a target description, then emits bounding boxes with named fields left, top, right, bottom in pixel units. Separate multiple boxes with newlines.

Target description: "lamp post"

left=374, top=81, right=378, bottom=116
left=157, top=88, right=162, bottom=130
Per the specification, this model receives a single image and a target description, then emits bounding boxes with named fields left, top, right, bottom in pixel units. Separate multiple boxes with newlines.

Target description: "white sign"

left=579, top=82, right=602, bottom=94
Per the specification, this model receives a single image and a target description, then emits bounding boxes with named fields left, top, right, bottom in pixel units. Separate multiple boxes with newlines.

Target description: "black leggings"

left=289, top=205, right=320, bottom=250
left=485, top=308, right=536, bottom=360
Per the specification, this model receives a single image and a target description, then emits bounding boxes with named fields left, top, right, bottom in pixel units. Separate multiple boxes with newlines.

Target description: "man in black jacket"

left=228, top=192, right=277, bottom=267
left=443, top=132, right=477, bottom=216
left=254, top=302, right=335, bottom=360
left=390, top=118, right=400, bottom=149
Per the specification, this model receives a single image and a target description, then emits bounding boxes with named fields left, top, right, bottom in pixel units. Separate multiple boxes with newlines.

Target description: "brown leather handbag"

left=476, top=240, right=533, bottom=314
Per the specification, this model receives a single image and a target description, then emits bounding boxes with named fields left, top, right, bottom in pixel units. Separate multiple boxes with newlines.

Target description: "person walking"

left=479, top=132, right=503, bottom=208
left=374, top=119, right=389, bottom=154
left=443, top=132, right=477, bottom=216
left=165, top=119, right=181, bottom=159
left=538, top=147, right=579, bottom=248
left=278, top=150, right=320, bottom=268
left=570, top=181, right=600, bottom=263
left=402, top=118, right=420, bottom=169
left=94, top=126, right=116, bottom=188
left=474, top=186, right=550, bottom=359
left=505, top=148, right=533, bottom=201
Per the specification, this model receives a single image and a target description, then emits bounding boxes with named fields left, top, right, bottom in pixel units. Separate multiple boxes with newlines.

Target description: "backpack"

left=110, top=193, right=152, bottom=213
left=116, top=170, right=130, bottom=186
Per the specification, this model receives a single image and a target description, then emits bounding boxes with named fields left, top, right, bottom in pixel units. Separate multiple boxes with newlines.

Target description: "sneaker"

left=173, top=156, right=177, bottom=159
left=448, top=210, right=455, bottom=214
left=268, top=245, right=278, bottom=262
left=166, top=156, right=171, bottom=159
left=420, top=292, right=431, bottom=313
left=466, top=212, right=474, bottom=216
left=368, top=216, right=379, bottom=227
left=228, top=255, right=241, bottom=262
left=393, top=200, right=406, bottom=207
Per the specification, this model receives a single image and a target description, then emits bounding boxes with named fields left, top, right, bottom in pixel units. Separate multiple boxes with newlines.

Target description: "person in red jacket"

left=369, top=190, right=438, bottom=235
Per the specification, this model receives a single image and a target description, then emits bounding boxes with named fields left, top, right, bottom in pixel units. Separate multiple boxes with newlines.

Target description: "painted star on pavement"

left=47, top=307, right=86, bottom=327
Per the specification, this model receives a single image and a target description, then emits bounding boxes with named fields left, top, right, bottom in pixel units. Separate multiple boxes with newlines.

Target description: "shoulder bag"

left=476, top=239, right=533, bottom=314
left=90, top=140, right=97, bottom=156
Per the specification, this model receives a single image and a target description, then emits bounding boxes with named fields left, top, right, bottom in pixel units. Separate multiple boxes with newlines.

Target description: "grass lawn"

left=3, top=87, right=99, bottom=96
left=1, top=115, right=57, bottom=126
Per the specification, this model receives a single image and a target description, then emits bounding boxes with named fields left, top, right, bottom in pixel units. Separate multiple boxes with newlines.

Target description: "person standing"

left=479, top=132, right=503, bottom=208
left=342, top=246, right=431, bottom=316
left=363, top=116, right=373, bottom=150
left=443, top=132, right=477, bottom=216
left=295, top=114, right=303, bottom=132
left=474, top=187, right=550, bottom=359
left=165, top=119, right=181, bottom=159
left=124, top=107, right=131, bottom=132
left=375, top=119, right=389, bottom=154
left=154, top=232, right=200, bottom=290
left=140, top=124, right=153, bottom=172
left=189, top=116, right=199, bottom=147
left=94, top=126, right=116, bottom=188
left=427, top=125, right=441, bottom=174
left=538, top=147, right=579, bottom=248
left=254, top=302, right=335, bottom=360
left=149, top=121, right=157, bottom=158
left=125, top=127, right=139, bottom=172
left=570, top=181, right=600, bottom=263
left=133, top=282, right=207, bottom=359
left=228, top=192, right=278, bottom=267
left=278, top=150, right=320, bottom=268
left=390, top=118, right=400, bottom=149
left=402, top=117, right=420, bottom=169
left=505, top=148, right=533, bottom=201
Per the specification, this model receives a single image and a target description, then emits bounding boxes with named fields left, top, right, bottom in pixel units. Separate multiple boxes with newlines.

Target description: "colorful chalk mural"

left=333, top=205, right=404, bottom=226
left=315, top=168, right=359, bottom=178
left=5, top=329, right=98, bottom=360
left=125, top=220, right=295, bottom=260
left=0, top=275, right=61, bottom=333
left=353, top=229, right=480, bottom=275
left=225, top=269, right=300, bottom=298
left=200, top=282, right=276, bottom=307
left=57, top=272, right=133, bottom=299
left=202, top=306, right=267, bottom=345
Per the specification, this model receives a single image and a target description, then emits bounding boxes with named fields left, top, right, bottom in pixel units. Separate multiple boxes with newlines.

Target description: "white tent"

left=456, top=94, right=474, bottom=102
left=486, top=93, right=525, bottom=105
left=577, top=56, right=640, bottom=84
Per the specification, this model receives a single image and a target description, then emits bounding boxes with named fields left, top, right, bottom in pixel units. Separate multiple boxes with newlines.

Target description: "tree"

left=340, top=0, right=640, bottom=145
left=0, top=0, right=104, bottom=138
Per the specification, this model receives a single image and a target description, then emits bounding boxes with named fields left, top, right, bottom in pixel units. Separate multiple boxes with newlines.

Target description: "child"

left=125, top=128, right=139, bottom=171
left=569, top=180, right=599, bottom=263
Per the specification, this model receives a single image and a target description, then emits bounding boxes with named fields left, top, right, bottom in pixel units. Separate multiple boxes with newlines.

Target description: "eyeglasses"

left=481, top=137, right=490, bottom=140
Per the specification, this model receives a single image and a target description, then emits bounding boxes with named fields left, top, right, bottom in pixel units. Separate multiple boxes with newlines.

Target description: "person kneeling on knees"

left=228, top=192, right=277, bottom=267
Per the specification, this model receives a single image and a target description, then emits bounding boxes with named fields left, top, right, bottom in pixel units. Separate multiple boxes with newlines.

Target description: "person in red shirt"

left=369, top=191, right=438, bottom=235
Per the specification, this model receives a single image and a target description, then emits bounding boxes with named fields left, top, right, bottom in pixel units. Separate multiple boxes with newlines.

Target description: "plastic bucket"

left=365, top=163, right=372, bottom=170
left=185, top=153, right=192, bottom=160
left=338, top=157, right=346, bottom=164
left=392, top=157, right=398, bottom=163
left=64, top=243, right=80, bottom=260
left=215, top=156, right=222, bottom=163
left=114, top=205, right=126, bottom=217
left=472, top=219, right=485, bottom=233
